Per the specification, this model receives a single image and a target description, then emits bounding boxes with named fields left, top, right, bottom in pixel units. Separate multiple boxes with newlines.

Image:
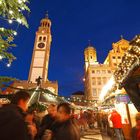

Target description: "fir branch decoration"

left=0, top=0, right=30, bottom=64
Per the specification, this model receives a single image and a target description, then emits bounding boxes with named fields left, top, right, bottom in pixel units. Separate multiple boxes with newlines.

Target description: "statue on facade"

left=36, top=76, right=42, bottom=87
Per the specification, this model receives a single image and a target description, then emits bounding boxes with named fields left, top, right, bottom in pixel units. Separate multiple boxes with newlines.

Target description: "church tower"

left=28, top=15, right=52, bottom=83
left=84, top=44, right=98, bottom=72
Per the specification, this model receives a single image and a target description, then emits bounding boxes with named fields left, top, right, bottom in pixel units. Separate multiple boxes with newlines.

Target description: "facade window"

left=102, top=77, right=107, bottom=84
left=92, top=70, right=95, bottom=73
left=98, top=88, right=101, bottom=94
left=97, top=70, right=100, bottom=74
left=91, top=56, right=92, bottom=59
left=39, top=36, right=42, bottom=41
left=118, top=56, right=121, bottom=59
left=93, top=88, right=97, bottom=96
left=102, top=70, right=106, bottom=74
left=43, top=37, right=46, bottom=41
left=92, top=78, right=96, bottom=85
left=114, top=63, right=117, bottom=66
left=112, top=56, right=115, bottom=59
left=108, top=70, right=111, bottom=73
left=97, top=77, right=101, bottom=85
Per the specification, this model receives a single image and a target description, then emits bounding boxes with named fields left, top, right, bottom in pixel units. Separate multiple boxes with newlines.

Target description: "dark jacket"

left=0, top=104, right=30, bottom=140
left=51, top=119, right=80, bottom=140
left=39, top=114, right=55, bottom=138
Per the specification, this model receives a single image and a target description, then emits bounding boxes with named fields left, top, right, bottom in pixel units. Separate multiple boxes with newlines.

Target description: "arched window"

left=43, top=37, right=46, bottom=41
left=39, top=36, right=42, bottom=41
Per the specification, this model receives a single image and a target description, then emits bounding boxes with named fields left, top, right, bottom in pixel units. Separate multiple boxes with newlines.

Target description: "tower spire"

left=120, top=35, right=123, bottom=39
left=45, top=11, right=49, bottom=19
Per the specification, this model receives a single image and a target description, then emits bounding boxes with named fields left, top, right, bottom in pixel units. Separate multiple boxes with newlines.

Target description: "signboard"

left=116, top=94, right=130, bottom=104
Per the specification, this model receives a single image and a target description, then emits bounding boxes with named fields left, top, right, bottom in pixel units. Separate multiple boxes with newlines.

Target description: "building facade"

left=84, top=38, right=129, bottom=101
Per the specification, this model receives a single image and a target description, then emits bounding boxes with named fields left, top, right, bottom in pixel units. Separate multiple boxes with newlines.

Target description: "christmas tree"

left=0, top=0, right=30, bottom=66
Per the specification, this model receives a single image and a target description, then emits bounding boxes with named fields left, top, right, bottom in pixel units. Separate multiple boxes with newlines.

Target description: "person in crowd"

left=131, top=112, right=140, bottom=140
left=107, top=110, right=114, bottom=137
left=78, top=109, right=87, bottom=131
left=50, top=103, right=80, bottom=140
left=0, top=90, right=31, bottom=140
left=39, top=104, right=57, bottom=139
left=110, top=109, right=124, bottom=140
left=25, top=110, right=37, bottom=140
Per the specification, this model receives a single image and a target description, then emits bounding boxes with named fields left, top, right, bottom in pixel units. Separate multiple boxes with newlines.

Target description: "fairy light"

left=18, top=0, right=22, bottom=4
left=13, top=31, right=17, bottom=36
left=7, top=63, right=11, bottom=67
left=0, top=27, right=4, bottom=31
left=8, top=20, right=13, bottom=24
left=17, top=18, right=22, bottom=24
left=21, top=7, right=25, bottom=10
left=9, top=10, right=13, bottom=15
left=0, top=55, right=3, bottom=60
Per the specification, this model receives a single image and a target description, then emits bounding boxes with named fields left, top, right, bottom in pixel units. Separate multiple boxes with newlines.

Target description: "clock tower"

left=28, top=15, right=52, bottom=83
left=4, top=14, right=58, bottom=95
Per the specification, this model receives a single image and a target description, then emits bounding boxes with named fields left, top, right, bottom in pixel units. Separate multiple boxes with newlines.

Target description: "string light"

left=9, top=10, right=13, bottom=15
left=18, top=0, right=22, bottom=4
left=0, top=55, right=3, bottom=60
left=13, top=31, right=17, bottom=36
left=21, top=7, right=25, bottom=10
left=8, top=20, right=13, bottom=24
left=0, top=27, right=4, bottom=31
left=17, top=18, right=22, bottom=24
left=7, top=63, right=11, bottom=67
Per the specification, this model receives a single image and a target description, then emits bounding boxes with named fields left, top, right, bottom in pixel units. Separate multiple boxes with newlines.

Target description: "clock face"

left=38, top=43, right=45, bottom=48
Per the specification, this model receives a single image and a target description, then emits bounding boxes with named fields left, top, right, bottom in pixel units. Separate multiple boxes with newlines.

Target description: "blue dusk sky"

left=1, top=0, right=140, bottom=96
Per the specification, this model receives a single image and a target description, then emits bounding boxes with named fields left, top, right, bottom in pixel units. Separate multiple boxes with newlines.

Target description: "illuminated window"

left=92, top=78, right=96, bottom=85
left=97, top=77, right=101, bottom=85
left=93, top=88, right=97, bottom=96
left=102, top=77, right=107, bottom=84
left=102, top=70, right=106, bottom=74
left=98, top=88, right=101, bottom=94
left=97, top=70, right=100, bottom=74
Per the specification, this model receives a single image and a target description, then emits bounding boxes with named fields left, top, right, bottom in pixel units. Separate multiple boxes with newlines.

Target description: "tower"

left=28, top=15, right=52, bottom=83
left=84, top=44, right=98, bottom=72
left=4, top=14, right=58, bottom=95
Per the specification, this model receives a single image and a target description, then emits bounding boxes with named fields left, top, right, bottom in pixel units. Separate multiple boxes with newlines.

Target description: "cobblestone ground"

left=80, top=128, right=111, bottom=140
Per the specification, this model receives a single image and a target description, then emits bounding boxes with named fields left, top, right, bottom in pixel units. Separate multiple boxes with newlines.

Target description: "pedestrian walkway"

left=80, top=128, right=111, bottom=140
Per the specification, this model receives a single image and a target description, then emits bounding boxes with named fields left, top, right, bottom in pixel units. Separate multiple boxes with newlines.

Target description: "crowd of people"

left=0, top=90, right=140, bottom=140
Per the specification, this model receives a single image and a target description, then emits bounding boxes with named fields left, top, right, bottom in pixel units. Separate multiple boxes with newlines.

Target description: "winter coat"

left=110, top=111, right=122, bottom=128
left=51, top=119, right=80, bottom=140
left=0, top=104, right=31, bottom=140
left=39, top=114, right=55, bottom=139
